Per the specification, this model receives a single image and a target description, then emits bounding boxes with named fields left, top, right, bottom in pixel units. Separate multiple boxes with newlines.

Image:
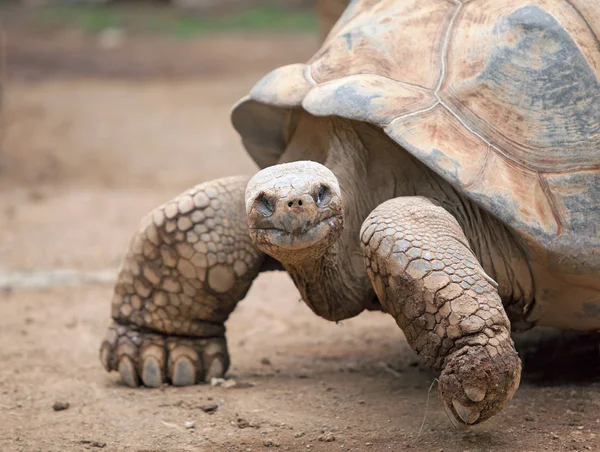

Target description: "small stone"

left=294, top=432, right=305, bottom=438
left=231, top=381, right=256, bottom=389
left=79, top=440, right=106, bottom=449
left=184, top=421, right=195, bottom=429
left=263, top=438, right=280, bottom=447
left=52, top=401, right=69, bottom=411
left=365, top=442, right=373, bottom=446
left=261, top=357, right=272, bottom=366
left=236, top=418, right=250, bottom=429
left=318, top=432, right=335, bottom=442
left=525, top=415, right=536, bottom=422
left=200, top=403, right=218, bottom=413
left=210, top=377, right=226, bottom=387
left=222, top=379, right=237, bottom=389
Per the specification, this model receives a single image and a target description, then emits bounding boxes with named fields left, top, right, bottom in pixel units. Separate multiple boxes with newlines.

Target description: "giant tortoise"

left=100, top=0, right=600, bottom=427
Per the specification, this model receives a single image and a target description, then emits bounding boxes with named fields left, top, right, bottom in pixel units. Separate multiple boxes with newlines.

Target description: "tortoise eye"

left=256, top=194, right=274, bottom=217
left=315, top=184, right=332, bottom=207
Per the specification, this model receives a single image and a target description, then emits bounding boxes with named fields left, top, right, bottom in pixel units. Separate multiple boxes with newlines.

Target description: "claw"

left=99, top=343, right=112, bottom=372
left=205, top=356, right=225, bottom=381
left=443, top=401, right=469, bottom=431
left=141, top=356, right=164, bottom=387
left=101, top=323, right=229, bottom=387
left=168, top=343, right=202, bottom=386
left=464, top=386, right=486, bottom=403
left=452, top=399, right=480, bottom=424
left=171, top=357, right=196, bottom=386
left=119, top=357, right=139, bottom=387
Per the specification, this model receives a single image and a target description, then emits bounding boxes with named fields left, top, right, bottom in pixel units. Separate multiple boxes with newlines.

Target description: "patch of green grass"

left=174, top=6, right=316, bottom=36
left=38, top=6, right=122, bottom=33
left=32, top=4, right=317, bottom=37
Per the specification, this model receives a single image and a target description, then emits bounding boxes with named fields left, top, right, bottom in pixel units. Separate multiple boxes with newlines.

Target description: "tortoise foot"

left=100, top=322, right=229, bottom=387
left=439, top=341, right=521, bottom=428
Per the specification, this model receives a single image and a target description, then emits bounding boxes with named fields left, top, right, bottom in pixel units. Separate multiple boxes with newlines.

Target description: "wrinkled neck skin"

left=277, top=113, right=534, bottom=326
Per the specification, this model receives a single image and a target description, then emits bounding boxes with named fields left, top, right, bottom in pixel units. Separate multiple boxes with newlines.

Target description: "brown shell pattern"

left=231, top=0, right=600, bottom=274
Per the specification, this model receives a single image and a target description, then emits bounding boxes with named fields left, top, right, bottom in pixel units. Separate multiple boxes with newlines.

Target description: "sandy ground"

left=1, top=24, right=599, bottom=452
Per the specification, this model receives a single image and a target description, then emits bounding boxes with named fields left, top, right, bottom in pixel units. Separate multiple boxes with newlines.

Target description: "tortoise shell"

left=231, top=0, right=600, bottom=275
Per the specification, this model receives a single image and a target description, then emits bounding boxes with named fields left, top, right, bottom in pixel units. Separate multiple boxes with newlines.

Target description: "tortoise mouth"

left=250, top=214, right=343, bottom=251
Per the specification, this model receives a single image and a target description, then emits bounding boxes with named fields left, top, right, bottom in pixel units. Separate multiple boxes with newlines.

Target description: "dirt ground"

left=1, top=21, right=599, bottom=452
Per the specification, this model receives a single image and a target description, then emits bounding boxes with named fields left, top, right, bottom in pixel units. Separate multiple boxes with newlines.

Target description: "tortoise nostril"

left=287, top=199, right=306, bottom=208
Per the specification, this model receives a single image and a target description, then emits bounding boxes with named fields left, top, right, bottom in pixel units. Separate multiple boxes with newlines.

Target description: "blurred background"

left=1, top=0, right=329, bottom=194
left=0, top=0, right=347, bottom=270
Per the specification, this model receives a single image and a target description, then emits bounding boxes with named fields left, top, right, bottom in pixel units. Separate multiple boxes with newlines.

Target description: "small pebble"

left=263, top=438, right=280, bottom=447
left=52, top=401, right=70, bottom=411
left=210, top=377, right=226, bottom=387
left=223, top=379, right=237, bottom=388
left=261, top=358, right=272, bottom=366
left=200, top=403, right=219, bottom=413
left=184, top=421, right=195, bottom=429
left=236, top=418, right=250, bottom=429
left=79, top=440, right=106, bottom=448
left=318, top=432, right=335, bottom=442
left=294, top=432, right=305, bottom=438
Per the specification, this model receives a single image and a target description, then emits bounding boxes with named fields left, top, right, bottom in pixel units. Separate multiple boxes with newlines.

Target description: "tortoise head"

left=245, top=161, right=344, bottom=264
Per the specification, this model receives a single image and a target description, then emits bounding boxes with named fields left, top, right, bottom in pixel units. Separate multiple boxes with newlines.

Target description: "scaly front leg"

left=360, top=197, right=521, bottom=427
left=100, top=176, right=265, bottom=387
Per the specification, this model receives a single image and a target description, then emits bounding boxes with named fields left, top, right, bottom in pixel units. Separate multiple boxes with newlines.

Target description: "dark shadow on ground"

left=514, top=327, right=600, bottom=385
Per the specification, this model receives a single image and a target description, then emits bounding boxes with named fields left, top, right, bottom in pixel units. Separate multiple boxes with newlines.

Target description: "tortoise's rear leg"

left=361, top=196, right=521, bottom=427
left=100, top=176, right=265, bottom=387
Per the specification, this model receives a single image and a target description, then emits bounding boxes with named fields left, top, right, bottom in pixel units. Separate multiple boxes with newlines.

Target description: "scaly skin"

left=100, top=150, right=524, bottom=427
left=360, top=197, right=521, bottom=426
left=100, top=176, right=265, bottom=387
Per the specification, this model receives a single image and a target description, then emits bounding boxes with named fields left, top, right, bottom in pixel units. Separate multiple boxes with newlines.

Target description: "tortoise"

left=100, top=0, right=600, bottom=427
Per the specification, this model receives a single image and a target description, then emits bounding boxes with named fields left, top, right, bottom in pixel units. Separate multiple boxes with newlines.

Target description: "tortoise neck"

left=282, top=243, right=372, bottom=321
left=276, top=117, right=388, bottom=321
